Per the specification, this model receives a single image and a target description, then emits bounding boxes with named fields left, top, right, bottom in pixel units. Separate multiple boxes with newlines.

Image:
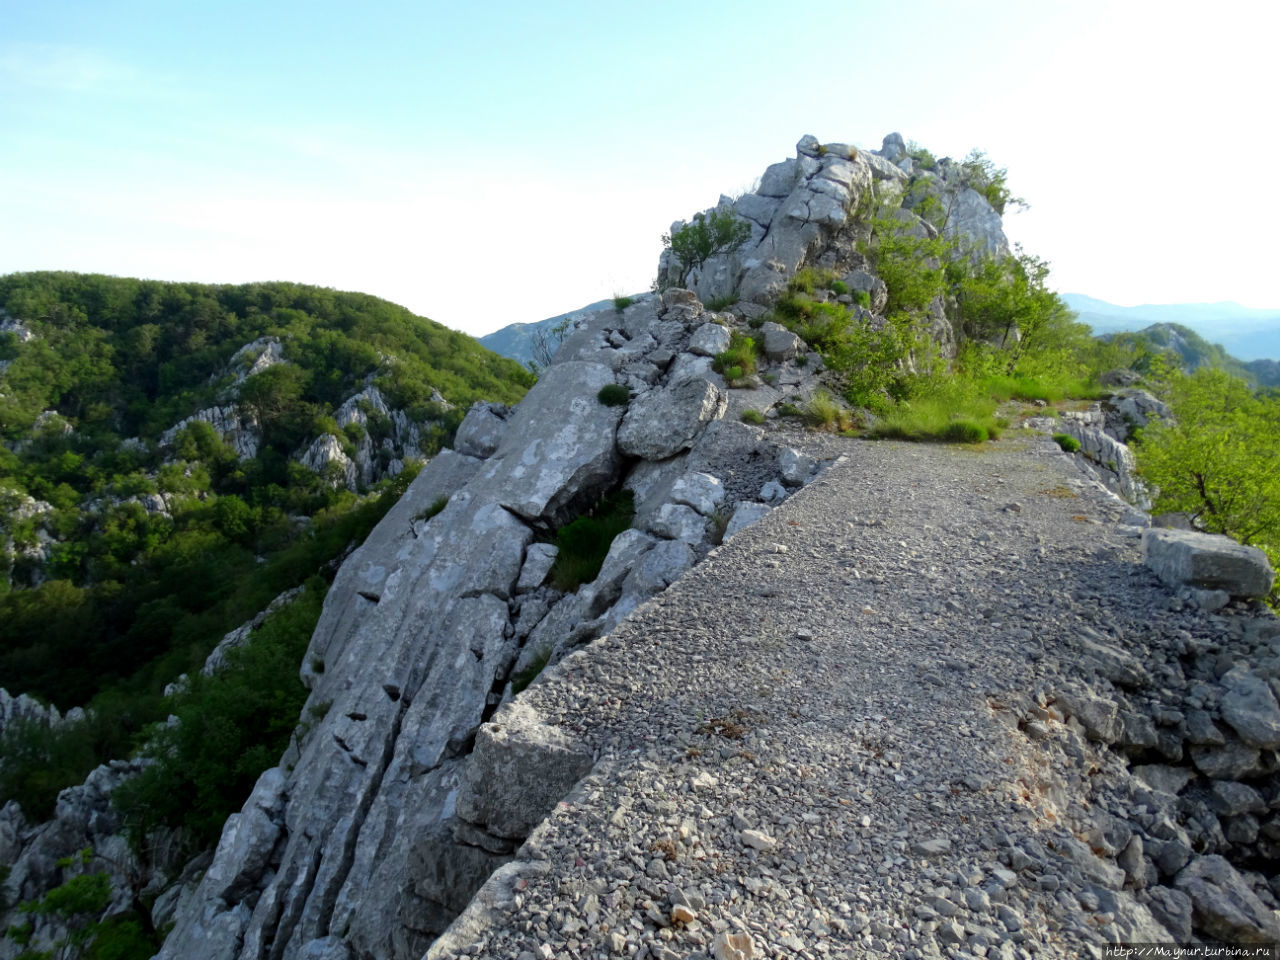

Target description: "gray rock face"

left=161, top=404, right=262, bottom=460
left=1143, top=528, right=1275, bottom=598
left=476, top=361, right=623, bottom=525
left=454, top=402, right=511, bottom=459
left=1176, top=855, right=1280, bottom=942
left=617, top=378, right=727, bottom=462
left=943, top=187, right=1009, bottom=260
left=455, top=702, right=594, bottom=840
left=298, top=433, right=358, bottom=489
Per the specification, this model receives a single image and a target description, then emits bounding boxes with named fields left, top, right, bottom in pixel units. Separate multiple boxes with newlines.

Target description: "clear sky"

left=2, top=0, right=1276, bottom=336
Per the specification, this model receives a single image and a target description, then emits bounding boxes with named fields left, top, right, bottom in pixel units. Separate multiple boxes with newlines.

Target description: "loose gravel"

left=437, top=427, right=1272, bottom=960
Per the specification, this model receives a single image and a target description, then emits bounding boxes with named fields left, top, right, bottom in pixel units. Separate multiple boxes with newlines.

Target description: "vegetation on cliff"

left=0, top=273, right=532, bottom=822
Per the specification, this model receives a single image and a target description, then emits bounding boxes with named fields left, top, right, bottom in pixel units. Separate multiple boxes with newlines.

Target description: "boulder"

left=649, top=503, right=708, bottom=544
left=1219, top=666, right=1280, bottom=749
left=778, top=447, right=816, bottom=486
left=454, top=402, right=511, bottom=459
left=668, top=472, right=726, bottom=516
left=757, top=159, right=799, bottom=198
left=455, top=703, right=594, bottom=840
left=759, top=322, right=804, bottom=362
left=724, top=501, right=771, bottom=540
left=476, top=361, right=624, bottom=525
left=688, top=322, right=732, bottom=358
left=516, top=543, right=559, bottom=593
left=1142, top=528, right=1275, bottom=598
left=1175, top=855, right=1280, bottom=942
left=618, top=378, right=727, bottom=461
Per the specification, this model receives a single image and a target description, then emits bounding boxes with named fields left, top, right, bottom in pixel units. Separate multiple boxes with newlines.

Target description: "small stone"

left=910, top=837, right=951, bottom=858
left=671, top=904, right=697, bottom=924
left=711, top=930, right=756, bottom=960
left=741, top=829, right=778, bottom=852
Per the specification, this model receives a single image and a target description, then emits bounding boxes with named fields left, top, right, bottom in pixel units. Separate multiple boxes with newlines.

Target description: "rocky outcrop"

left=1143, top=528, right=1275, bottom=600
left=155, top=288, right=829, bottom=960
left=161, top=404, right=263, bottom=460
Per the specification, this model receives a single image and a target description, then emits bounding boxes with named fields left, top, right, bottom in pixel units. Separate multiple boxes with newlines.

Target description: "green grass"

left=712, top=333, right=758, bottom=382
left=866, top=380, right=1003, bottom=445
left=974, top=373, right=1104, bottom=405
left=612, top=295, right=634, bottom=312
left=705, top=294, right=736, bottom=311
left=547, top=490, right=634, bottom=591
left=510, top=647, right=552, bottom=695
left=803, top=391, right=856, bottom=432
left=741, top=409, right=765, bottom=425
left=1053, top=433, right=1081, bottom=453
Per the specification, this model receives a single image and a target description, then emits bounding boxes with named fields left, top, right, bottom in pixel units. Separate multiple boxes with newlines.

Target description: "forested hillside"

left=0, top=272, right=532, bottom=817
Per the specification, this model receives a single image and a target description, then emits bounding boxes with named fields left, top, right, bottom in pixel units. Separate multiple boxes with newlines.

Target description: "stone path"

left=429, top=428, right=1274, bottom=959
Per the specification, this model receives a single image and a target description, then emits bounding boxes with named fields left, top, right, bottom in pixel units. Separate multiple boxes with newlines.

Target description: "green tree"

left=1136, top=369, right=1280, bottom=587
left=662, top=209, right=752, bottom=287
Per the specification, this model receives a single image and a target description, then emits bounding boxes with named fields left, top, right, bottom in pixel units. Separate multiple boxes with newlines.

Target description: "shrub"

left=547, top=491, right=634, bottom=592
left=612, top=295, right=634, bottom=313
left=852, top=289, right=871, bottom=309
left=940, top=421, right=989, bottom=444
left=741, top=409, right=765, bottom=425
left=597, top=384, right=630, bottom=407
left=114, top=583, right=325, bottom=849
left=829, top=280, right=849, bottom=296
left=661, top=209, right=752, bottom=287
left=1053, top=433, right=1081, bottom=453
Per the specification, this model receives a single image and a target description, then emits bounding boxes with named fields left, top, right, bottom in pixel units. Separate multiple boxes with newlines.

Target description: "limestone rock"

left=759, top=322, right=804, bottom=362
left=649, top=503, right=708, bottom=544
left=687, top=322, right=731, bottom=358
left=724, top=501, right=771, bottom=540
left=1219, top=666, right=1280, bottom=748
left=161, top=404, right=262, bottom=460
left=455, top=702, right=594, bottom=840
left=477, top=361, right=623, bottom=525
left=453, top=402, right=511, bottom=459
left=516, top=543, right=559, bottom=593
left=880, top=132, right=906, bottom=163
left=1176, top=855, right=1280, bottom=942
left=618, top=378, right=727, bottom=462
left=943, top=187, right=1009, bottom=260
left=1143, top=528, right=1275, bottom=598
left=668, top=472, right=725, bottom=516
left=299, top=434, right=358, bottom=489
left=778, top=447, right=816, bottom=486
left=204, top=768, right=286, bottom=902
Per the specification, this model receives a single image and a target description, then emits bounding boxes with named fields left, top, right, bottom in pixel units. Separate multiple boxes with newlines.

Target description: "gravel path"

left=432, top=428, right=1251, bottom=959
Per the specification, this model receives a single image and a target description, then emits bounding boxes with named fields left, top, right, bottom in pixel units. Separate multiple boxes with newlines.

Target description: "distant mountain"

left=1063, top=293, right=1280, bottom=361
left=1102, top=322, right=1280, bottom=388
left=481, top=296, right=641, bottom=367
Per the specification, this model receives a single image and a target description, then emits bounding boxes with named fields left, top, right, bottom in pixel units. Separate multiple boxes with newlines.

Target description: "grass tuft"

left=548, top=491, right=634, bottom=591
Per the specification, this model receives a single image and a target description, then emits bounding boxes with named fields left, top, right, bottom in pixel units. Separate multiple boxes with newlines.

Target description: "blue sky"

left=2, top=0, right=1276, bottom=335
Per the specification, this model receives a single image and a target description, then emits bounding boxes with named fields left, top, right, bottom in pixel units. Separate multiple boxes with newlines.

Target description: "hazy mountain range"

left=1063, top=294, right=1280, bottom=361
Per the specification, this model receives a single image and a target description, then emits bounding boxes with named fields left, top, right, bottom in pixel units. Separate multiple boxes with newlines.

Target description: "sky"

left=2, top=0, right=1277, bottom=337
